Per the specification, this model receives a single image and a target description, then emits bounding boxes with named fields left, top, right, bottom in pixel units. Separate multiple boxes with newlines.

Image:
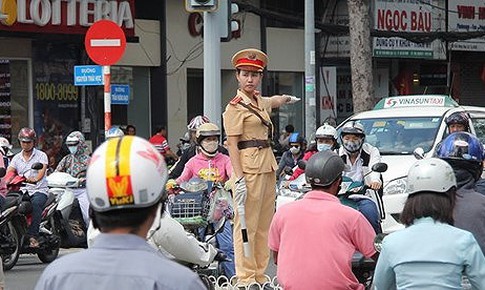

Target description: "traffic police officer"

left=223, top=48, right=299, bottom=286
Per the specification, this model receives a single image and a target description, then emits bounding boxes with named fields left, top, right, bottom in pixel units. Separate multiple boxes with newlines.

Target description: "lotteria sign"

left=0, top=0, right=134, bottom=36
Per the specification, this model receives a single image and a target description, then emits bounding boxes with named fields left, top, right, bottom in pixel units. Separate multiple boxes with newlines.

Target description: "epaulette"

left=229, top=96, right=242, bottom=105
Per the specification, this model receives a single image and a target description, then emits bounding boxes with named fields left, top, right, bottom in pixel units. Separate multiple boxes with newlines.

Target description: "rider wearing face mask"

left=55, top=131, right=91, bottom=226
left=175, top=122, right=235, bottom=278
left=276, top=132, right=306, bottom=179
left=287, top=124, right=338, bottom=181
left=338, top=121, right=382, bottom=233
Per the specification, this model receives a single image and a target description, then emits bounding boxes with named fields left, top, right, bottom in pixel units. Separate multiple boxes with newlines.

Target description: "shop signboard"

left=111, top=84, right=130, bottom=105
left=0, top=0, right=135, bottom=36
left=448, top=0, right=485, bottom=52
left=373, top=0, right=434, bottom=59
left=74, top=65, right=103, bottom=86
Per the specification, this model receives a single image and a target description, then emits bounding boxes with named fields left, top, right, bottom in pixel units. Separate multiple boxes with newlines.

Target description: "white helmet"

left=405, top=158, right=456, bottom=195
left=187, top=115, right=210, bottom=131
left=315, top=124, right=337, bottom=139
left=0, top=137, right=12, bottom=156
left=106, top=126, right=124, bottom=139
left=86, top=136, right=168, bottom=212
left=66, top=131, right=85, bottom=146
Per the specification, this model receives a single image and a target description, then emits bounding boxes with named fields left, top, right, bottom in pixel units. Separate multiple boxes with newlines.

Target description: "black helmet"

left=445, top=112, right=469, bottom=130
left=306, top=150, right=349, bottom=187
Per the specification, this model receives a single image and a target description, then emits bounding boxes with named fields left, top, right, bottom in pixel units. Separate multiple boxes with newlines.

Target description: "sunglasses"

left=290, top=144, right=300, bottom=148
left=20, top=140, right=33, bottom=144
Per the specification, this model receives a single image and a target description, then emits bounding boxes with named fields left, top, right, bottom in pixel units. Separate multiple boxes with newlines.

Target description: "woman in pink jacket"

left=176, top=122, right=235, bottom=278
left=176, top=123, right=232, bottom=183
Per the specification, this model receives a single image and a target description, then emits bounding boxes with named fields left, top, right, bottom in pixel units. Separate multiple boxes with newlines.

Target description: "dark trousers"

left=27, top=192, right=48, bottom=237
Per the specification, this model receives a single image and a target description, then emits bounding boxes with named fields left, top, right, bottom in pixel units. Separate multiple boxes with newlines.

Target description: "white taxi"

left=337, top=95, right=485, bottom=233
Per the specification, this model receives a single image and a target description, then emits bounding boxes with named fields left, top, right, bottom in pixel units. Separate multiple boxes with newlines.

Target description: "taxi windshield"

left=341, top=117, right=442, bottom=155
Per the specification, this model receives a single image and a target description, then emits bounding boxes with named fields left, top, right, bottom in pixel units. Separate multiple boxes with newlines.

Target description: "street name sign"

left=74, top=65, right=103, bottom=86
left=111, top=84, right=130, bottom=105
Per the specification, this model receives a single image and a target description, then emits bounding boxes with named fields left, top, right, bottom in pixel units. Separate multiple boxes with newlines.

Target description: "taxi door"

left=464, top=107, right=485, bottom=144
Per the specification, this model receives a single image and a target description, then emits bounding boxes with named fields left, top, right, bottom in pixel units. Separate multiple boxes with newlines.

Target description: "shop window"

left=0, top=59, right=30, bottom=143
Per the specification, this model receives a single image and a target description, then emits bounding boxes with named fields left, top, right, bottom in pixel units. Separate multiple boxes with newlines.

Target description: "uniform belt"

left=237, top=139, right=270, bottom=150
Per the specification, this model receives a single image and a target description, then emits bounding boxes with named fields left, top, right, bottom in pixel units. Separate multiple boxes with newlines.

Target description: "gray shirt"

left=454, top=188, right=485, bottom=254
left=35, top=233, right=206, bottom=290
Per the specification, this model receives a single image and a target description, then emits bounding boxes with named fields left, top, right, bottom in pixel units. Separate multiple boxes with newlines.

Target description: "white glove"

left=234, top=177, right=247, bottom=206
left=284, top=95, right=301, bottom=104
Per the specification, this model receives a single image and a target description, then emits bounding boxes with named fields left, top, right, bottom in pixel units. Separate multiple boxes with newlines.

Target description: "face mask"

left=201, top=140, right=218, bottom=154
left=289, top=147, right=300, bottom=155
left=343, top=139, right=363, bottom=153
left=317, top=143, right=332, bottom=152
left=68, top=146, right=78, bottom=155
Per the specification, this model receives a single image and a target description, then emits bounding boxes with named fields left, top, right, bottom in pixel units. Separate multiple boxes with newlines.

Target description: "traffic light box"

left=219, top=0, right=239, bottom=42
left=185, top=0, right=218, bottom=12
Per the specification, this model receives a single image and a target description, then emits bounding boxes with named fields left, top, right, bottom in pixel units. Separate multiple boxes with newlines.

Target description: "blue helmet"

left=288, top=132, right=306, bottom=144
left=436, top=132, right=484, bottom=163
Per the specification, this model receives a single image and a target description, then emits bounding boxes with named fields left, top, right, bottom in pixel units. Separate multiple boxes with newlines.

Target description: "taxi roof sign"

left=374, top=95, right=458, bottom=110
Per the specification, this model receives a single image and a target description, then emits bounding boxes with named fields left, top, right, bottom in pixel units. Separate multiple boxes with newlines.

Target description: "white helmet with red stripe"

left=86, top=136, right=168, bottom=212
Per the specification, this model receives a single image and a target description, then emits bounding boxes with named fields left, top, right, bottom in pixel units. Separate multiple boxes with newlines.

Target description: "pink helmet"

left=18, top=127, right=37, bottom=142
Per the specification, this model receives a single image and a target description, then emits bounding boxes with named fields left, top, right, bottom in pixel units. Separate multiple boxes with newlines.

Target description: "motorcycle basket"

left=169, top=191, right=210, bottom=229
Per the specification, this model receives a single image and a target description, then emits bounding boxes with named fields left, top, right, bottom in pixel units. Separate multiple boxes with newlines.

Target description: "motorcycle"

left=338, top=162, right=388, bottom=222
left=0, top=163, right=61, bottom=271
left=168, top=178, right=233, bottom=288
left=46, top=172, right=87, bottom=248
left=276, top=161, right=387, bottom=289
left=276, top=160, right=311, bottom=210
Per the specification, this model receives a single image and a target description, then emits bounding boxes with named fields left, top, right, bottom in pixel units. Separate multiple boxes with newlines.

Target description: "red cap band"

left=235, top=58, right=265, bottom=70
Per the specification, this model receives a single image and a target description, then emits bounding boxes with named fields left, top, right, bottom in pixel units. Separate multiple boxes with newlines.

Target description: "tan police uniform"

left=223, top=48, right=278, bottom=285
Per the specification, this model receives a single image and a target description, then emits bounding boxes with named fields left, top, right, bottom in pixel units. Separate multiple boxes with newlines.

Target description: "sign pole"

left=103, top=65, right=111, bottom=132
left=84, top=20, right=126, bottom=138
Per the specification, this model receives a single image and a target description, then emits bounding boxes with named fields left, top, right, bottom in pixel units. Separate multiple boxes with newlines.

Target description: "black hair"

left=155, top=125, right=166, bottom=134
left=400, top=189, right=455, bottom=226
left=126, top=124, right=136, bottom=132
left=445, top=159, right=483, bottom=182
left=285, top=124, right=295, bottom=133
left=91, top=202, right=161, bottom=234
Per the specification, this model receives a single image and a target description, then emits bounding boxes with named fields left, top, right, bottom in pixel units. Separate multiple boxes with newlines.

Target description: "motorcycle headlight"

left=384, top=177, right=407, bottom=195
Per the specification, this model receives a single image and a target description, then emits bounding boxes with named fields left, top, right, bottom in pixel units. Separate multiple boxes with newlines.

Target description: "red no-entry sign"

left=85, top=20, right=127, bottom=66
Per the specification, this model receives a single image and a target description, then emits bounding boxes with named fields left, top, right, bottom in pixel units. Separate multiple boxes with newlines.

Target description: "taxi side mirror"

left=413, top=147, right=425, bottom=160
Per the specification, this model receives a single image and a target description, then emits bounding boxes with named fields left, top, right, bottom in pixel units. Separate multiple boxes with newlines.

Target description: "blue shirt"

left=35, top=233, right=205, bottom=290
left=374, top=217, right=485, bottom=290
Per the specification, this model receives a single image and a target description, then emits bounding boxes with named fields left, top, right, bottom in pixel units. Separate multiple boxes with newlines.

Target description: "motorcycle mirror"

left=0, top=167, right=6, bottom=178
left=31, top=162, right=44, bottom=170
left=371, top=162, right=388, bottom=173
left=413, top=147, right=425, bottom=160
left=374, top=233, right=387, bottom=253
left=297, top=160, right=306, bottom=170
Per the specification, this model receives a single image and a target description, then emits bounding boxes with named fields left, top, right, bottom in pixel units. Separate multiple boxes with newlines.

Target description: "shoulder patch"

left=230, top=96, right=242, bottom=105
